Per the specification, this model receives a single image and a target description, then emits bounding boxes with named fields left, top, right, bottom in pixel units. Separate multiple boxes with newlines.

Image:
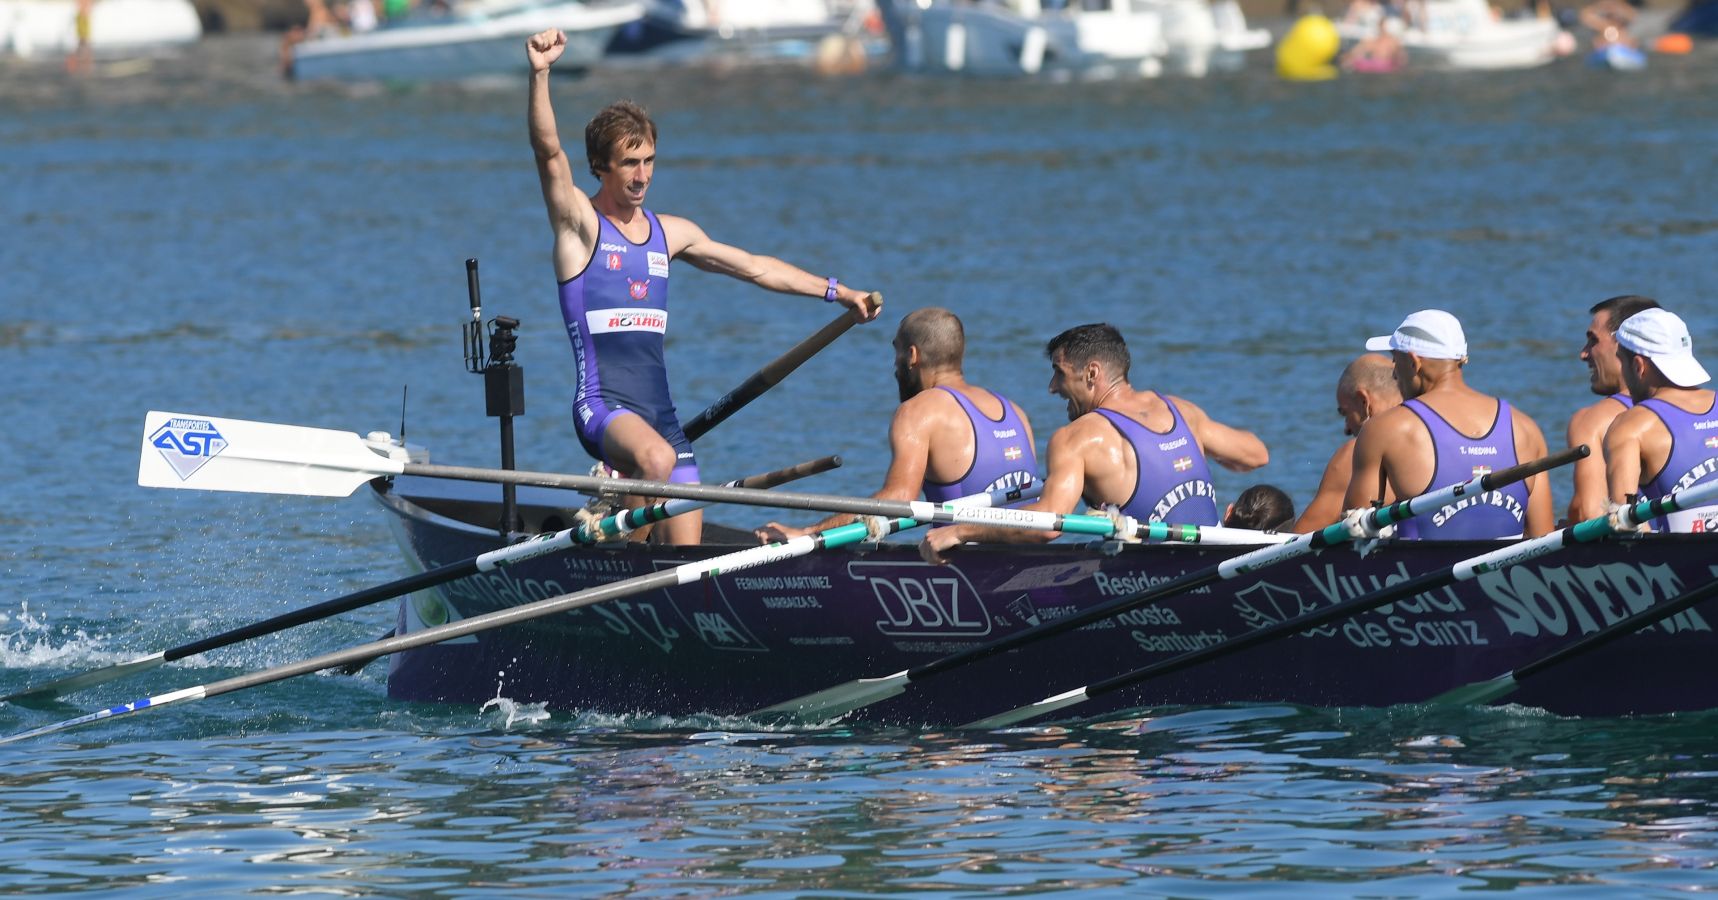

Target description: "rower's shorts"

left=574, top=398, right=700, bottom=484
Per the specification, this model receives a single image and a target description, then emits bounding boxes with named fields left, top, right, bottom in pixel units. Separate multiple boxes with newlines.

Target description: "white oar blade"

left=748, top=671, right=910, bottom=723
left=964, top=687, right=1089, bottom=729
left=2, top=654, right=167, bottom=708
left=138, top=411, right=402, bottom=498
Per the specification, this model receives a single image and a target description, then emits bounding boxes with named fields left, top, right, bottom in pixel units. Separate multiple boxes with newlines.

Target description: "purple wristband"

left=824, top=277, right=839, bottom=303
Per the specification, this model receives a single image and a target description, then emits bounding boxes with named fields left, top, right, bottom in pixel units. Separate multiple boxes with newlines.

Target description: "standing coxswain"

left=526, top=28, right=883, bottom=545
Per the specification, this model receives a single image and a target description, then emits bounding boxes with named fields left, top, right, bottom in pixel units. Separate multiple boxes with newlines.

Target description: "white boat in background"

left=292, top=0, right=643, bottom=81
left=1337, top=0, right=1560, bottom=69
left=605, top=0, right=884, bottom=67
left=876, top=0, right=1267, bottom=78
left=0, top=0, right=200, bottom=58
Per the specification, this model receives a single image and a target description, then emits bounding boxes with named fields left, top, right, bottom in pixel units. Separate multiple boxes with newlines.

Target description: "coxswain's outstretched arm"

left=660, top=214, right=882, bottom=322
left=526, top=29, right=598, bottom=282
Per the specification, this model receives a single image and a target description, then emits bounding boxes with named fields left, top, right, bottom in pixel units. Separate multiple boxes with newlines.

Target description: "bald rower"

left=755, top=308, right=1038, bottom=541
left=1566, top=294, right=1661, bottom=523
left=1604, top=308, right=1718, bottom=532
left=1345, top=309, right=1554, bottom=539
left=1294, top=353, right=1402, bottom=532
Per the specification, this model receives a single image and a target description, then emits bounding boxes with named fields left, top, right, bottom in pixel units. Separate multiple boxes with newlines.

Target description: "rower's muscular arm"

left=1294, top=439, right=1355, bottom=532
left=1565, top=403, right=1615, bottom=523
left=1174, top=396, right=1269, bottom=472
left=526, top=29, right=597, bottom=282
left=1343, top=414, right=1395, bottom=511
left=919, top=424, right=1090, bottom=564
left=756, top=400, right=934, bottom=541
left=1514, top=407, right=1555, bottom=538
left=1604, top=408, right=1649, bottom=507
left=659, top=214, right=882, bottom=322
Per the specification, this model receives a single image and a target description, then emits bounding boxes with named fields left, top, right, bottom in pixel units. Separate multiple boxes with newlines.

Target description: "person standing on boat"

left=753, top=308, right=1039, bottom=542
left=920, top=323, right=1269, bottom=563
left=1566, top=294, right=1661, bottom=523
left=1604, top=308, right=1718, bottom=532
left=526, top=28, right=883, bottom=546
left=1294, top=353, right=1402, bottom=532
left=1344, top=309, right=1554, bottom=540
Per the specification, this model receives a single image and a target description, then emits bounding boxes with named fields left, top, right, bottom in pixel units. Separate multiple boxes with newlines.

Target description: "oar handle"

left=1479, top=444, right=1588, bottom=493
left=683, top=310, right=859, bottom=442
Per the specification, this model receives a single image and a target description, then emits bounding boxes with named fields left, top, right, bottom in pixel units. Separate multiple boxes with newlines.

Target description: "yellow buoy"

left=1277, top=13, right=1340, bottom=81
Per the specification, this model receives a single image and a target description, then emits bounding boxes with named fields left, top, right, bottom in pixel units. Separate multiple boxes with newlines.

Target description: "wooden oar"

left=136, top=411, right=1288, bottom=543
left=1430, top=577, right=1718, bottom=708
left=967, top=472, right=1718, bottom=728
left=3, top=456, right=841, bottom=708
left=682, top=306, right=866, bottom=442
left=0, top=481, right=1039, bottom=746
left=748, top=446, right=1587, bottom=724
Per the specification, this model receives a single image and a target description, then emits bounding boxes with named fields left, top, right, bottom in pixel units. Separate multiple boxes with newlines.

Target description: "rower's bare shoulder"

left=1566, top=398, right=1621, bottom=444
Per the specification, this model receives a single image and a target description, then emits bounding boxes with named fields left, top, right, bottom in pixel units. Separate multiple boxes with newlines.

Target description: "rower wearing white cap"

left=1344, top=309, right=1555, bottom=540
left=1604, top=308, right=1718, bottom=532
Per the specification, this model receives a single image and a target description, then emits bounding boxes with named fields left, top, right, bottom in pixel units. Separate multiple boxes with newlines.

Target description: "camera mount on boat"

left=462, top=257, right=524, bottom=538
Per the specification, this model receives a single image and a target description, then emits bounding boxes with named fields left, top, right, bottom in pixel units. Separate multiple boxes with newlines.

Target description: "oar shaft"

left=1515, top=579, right=1718, bottom=685
left=683, top=310, right=859, bottom=442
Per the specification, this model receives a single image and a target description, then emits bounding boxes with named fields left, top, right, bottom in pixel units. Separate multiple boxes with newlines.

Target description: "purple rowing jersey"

left=1093, top=399, right=1219, bottom=526
left=922, top=387, right=1038, bottom=503
left=1396, top=398, right=1528, bottom=540
left=1610, top=392, right=1636, bottom=410
left=556, top=209, right=697, bottom=481
left=1639, top=396, right=1718, bottom=532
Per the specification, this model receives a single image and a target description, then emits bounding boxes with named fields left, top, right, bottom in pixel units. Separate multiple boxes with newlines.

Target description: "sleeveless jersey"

left=557, top=210, right=691, bottom=467
left=1639, top=396, right=1718, bottom=532
left=922, top=387, right=1038, bottom=503
left=1610, top=392, right=1635, bottom=410
left=1093, top=399, right=1219, bottom=526
left=1396, top=398, right=1529, bottom=540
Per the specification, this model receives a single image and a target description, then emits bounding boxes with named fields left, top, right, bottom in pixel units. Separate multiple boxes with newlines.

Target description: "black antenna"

left=398, top=385, right=408, bottom=442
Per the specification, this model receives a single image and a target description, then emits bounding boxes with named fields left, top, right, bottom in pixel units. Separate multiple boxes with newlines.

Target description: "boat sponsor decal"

left=1092, top=568, right=1210, bottom=597
left=1477, top=561, right=1712, bottom=638
left=1133, top=629, right=1228, bottom=653
left=1006, top=594, right=1041, bottom=627
left=401, top=587, right=478, bottom=644
left=848, top=562, right=991, bottom=639
left=788, top=636, right=856, bottom=646
left=647, top=251, right=669, bottom=278
left=1233, top=582, right=1332, bottom=637
left=992, top=560, right=1101, bottom=592
left=586, top=307, right=666, bottom=335
left=1295, top=561, right=1490, bottom=649
left=149, top=416, right=228, bottom=480
left=592, top=599, right=681, bottom=653
left=651, top=562, right=769, bottom=653
left=732, top=574, right=830, bottom=610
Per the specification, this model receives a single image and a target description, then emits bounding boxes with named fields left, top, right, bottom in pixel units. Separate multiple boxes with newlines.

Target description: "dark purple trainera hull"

left=376, top=477, right=1718, bottom=721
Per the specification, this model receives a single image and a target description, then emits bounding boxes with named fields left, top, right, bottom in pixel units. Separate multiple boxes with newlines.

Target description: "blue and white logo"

left=149, top=417, right=228, bottom=480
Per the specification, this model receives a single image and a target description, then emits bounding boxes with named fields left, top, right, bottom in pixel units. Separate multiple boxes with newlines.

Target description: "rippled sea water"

left=3, top=34, right=1718, bottom=895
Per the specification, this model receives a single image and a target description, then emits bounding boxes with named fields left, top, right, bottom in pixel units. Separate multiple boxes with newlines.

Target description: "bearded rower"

left=754, top=308, right=1038, bottom=541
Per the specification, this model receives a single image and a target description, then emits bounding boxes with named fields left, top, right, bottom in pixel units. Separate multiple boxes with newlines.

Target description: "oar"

left=682, top=306, right=866, bottom=442
left=4, top=456, right=842, bottom=708
left=137, top=411, right=1293, bottom=543
left=748, top=446, right=1586, bottom=723
left=1430, top=576, right=1718, bottom=708
left=0, top=482, right=1040, bottom=746
left=968, top=470, right=1718, bottom=728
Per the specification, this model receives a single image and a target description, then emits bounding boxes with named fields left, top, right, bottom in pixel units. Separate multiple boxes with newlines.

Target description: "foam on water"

left=0, top=602, right=129, bottom=670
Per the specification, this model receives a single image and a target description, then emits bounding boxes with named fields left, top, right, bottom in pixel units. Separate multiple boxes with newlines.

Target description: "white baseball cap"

left=1365, top=309, right=1468, bottom=360
left=1616, top=308, right=1710, bottom=387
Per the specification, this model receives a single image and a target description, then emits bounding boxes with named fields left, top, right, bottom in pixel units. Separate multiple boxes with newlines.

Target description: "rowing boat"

left=375, top=469, right=1718, bottom=721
